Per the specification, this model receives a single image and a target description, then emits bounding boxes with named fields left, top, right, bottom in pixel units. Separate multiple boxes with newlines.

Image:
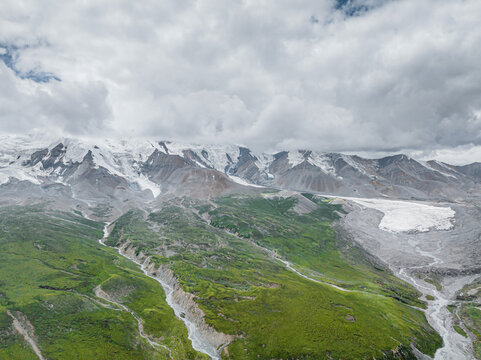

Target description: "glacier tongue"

left=333, top=196, right=456, bottom=233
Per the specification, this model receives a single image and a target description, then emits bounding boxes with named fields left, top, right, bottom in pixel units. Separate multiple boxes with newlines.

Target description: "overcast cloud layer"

left=1, top=0, right=481, bottom=163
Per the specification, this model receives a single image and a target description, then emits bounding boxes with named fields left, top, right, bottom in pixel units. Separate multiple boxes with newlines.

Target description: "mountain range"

left=1, top=135, right=480, bottom=212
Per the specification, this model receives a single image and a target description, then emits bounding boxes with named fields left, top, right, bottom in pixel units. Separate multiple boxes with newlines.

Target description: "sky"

left=1, top=0, right=481, bottom=164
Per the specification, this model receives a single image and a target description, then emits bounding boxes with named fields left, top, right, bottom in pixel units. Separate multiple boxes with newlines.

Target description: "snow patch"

left=135, top=175, right=161, bottom=197
left=255, top=153, right=274, bottom=172
left=287, top=150, right=306, bottom=167
left=164, top=142, right=240, bottom=172
left=0, top=165, right=42, bottom=185
left=341, top=154, right=374, bottom=178
left=308, top=153, right=336, bottom=175
left=86, top=140, right=162, bottom=197
left=287, top=151, right=338, bottom=176
left=0, top=173, right=10, bottom=185
left=228, top=175, right=264, bottom=188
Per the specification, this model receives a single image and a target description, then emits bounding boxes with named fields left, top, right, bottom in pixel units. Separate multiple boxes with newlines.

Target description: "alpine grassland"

left=106, top=194, right=442, bottom=359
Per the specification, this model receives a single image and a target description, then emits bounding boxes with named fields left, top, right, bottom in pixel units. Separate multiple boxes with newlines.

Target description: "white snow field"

left=343, top=197, right=455, bottom=233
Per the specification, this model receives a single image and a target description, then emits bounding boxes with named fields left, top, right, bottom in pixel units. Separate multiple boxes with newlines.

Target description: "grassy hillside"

left=0, top=206, right=205, bottom=360
left=107, top=194, right=442, bottom=359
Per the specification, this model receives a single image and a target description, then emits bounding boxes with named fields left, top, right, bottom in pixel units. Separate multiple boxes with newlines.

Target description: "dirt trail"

left=7, top=310, right=45, bottom=360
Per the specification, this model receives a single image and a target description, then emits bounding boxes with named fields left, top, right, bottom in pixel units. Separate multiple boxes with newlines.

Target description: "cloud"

left=0, top=62, right=111, bottom=136
left=0, top=0, right=481, bottom=161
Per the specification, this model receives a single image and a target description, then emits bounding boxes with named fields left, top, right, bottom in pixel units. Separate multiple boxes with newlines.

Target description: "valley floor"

left=2, top=193, right=478, bottom=359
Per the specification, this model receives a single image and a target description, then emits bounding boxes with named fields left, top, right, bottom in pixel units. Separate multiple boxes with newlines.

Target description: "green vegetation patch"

left=424, top=278, right=442, bottom=292
left=453, top=325, right=467, bottom=337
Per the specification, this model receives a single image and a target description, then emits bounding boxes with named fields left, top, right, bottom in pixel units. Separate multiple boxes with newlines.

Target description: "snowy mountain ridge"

left=0, top=134, right=480, bottom=202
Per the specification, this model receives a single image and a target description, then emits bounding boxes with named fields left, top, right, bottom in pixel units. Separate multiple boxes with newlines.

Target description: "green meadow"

left=0, top=206, right=204, bottom=360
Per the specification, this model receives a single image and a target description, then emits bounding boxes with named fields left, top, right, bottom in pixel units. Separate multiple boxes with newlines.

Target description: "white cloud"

left=410, top=145, right=481, bottom=166
left=0, top=63, right=110, bottom=136
left=1, top=0, right=481, bottom=163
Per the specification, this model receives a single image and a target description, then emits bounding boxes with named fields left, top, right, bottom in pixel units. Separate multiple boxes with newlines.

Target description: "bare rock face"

left=142, top=149, right=243, bottom=198
left=157, top=266, right=236, bottom=349
left=7, top=310, right=45, bottom=360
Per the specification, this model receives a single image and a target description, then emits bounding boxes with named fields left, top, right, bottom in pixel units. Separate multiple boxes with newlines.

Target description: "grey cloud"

left=0, top=0, right=481, bottom=160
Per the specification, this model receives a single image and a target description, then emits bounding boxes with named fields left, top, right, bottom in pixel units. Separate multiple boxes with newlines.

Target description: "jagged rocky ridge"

left=1, top=135, right=481, bottom=209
